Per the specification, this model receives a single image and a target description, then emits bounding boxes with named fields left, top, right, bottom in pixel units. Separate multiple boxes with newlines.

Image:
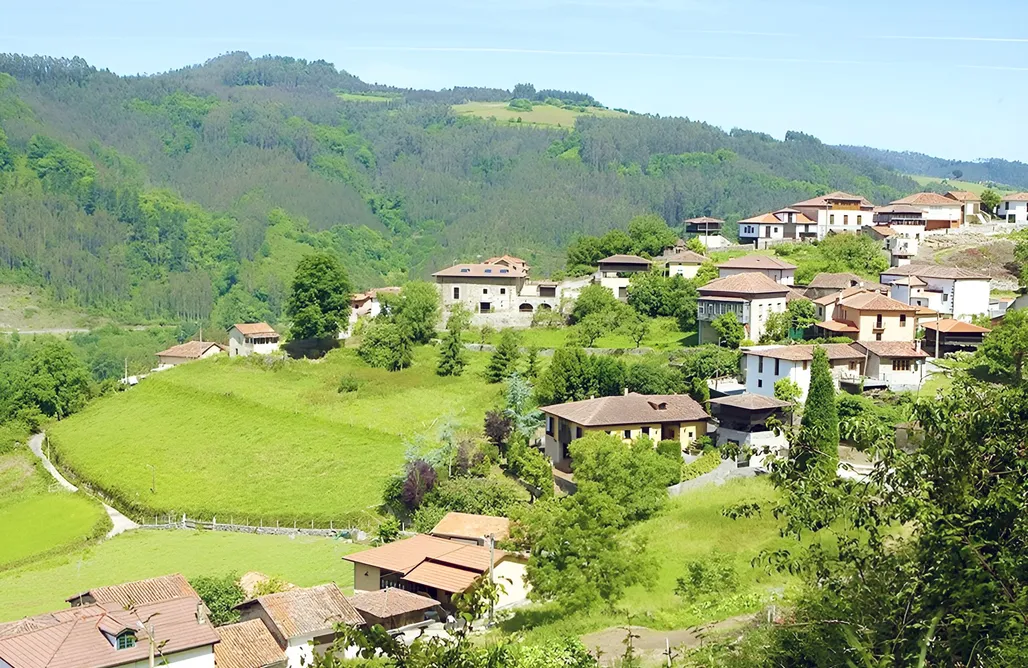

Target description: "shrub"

left=401, top=460, right=437, bottom=511
left=189, top=573, right=245, bottom=626
left=376, top=517, right=401, bottom=543
left=337, top=374, right=362, bottom=393
left=680, top=448, right=722, bottom=481
left=674, top=550, right=738, bottom=597
left=656, top=439, right=682, bottom=460
left=411, top=504, right=449, bottom=533
left=251, top=576, right=289, bottom=597
left=507, top=437, right=554, bottom=499
left=423, top=475, right=526, bottom=517
left=455, top=439, right=490, bottom=477
left=508, top=98, right=533, bottom=112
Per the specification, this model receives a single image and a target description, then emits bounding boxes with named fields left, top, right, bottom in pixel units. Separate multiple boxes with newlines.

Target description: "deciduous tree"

left=286, top=253, right=352, bottom=340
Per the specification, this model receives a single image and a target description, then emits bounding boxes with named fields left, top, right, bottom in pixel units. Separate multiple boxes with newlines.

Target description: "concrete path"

left=28, top=433, right=138, bottom=538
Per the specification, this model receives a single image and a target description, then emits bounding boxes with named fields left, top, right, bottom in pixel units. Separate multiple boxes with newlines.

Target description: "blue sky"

left=4, top=0, right=1028, bottom=160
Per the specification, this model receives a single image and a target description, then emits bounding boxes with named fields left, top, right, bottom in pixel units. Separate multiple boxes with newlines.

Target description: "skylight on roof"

left=500, top=269, right=509, bottom=273
left=485, top=269, right=493, bottom=273
left=460, top=268, right=470, bottom=272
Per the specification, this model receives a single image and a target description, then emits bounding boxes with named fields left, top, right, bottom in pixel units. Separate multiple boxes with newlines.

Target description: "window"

left=802, top=360, right=809, bottom=370
left=892, top=359, right=911, bottom=371
left=943, top=293, right=949, bottom=303
left=857, top=215, right=862, bottom=225
left=843, top=214, right=849, bottom=225
left=453, top=287, right=460, bottom=299
left=546, top=416, right=554, bottom=436
left=757, top=379, right=763, bottom=388
left=576, top=426, right=583, bottom=439
left=774, top=358, right=780, bottom=375
left=830, top=214, right=835, bottom=225
left=876, top=314, right=883, bottom=328
left=623, top=429, right=631, bottom=439
left=116, top=633, right=137, bottom=650
left=483, top=288, right=489, bottom=295
left=500, top=288, right=506, bottom=295
left=642, top=426, right=650, bottom=436
left=849, top=361, right=858, bottom=371
left=876, top=333, right=883, bottom=341
left=460, top=268, right=471, bottom=273
left=900, top=314, right=907, bottom=327
left=758, top=357, right=764, bottom=373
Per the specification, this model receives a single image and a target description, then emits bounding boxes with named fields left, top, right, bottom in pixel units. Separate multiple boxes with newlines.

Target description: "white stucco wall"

left=742, top=351, right=860, bottom=401
left=494, top=560, right=530, bottom=608
left=997, top=200, right=1028, bottom=223
left=714, top=427, right=789, bottom=468
left=122, top=645, right=216, bottom=668
left=667, top=262, right=700, bottom=279
left=950, top=279, right=991, bottom=320
left=819, top=209, right=872, bottom=236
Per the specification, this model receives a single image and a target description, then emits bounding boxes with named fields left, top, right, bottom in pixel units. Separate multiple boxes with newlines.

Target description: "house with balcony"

left=997, top=192, right=1028, bottom=223
left=889, top=192, right=964, bottom=232
left=880, top=264, right=991, bottom=321
left=792, top=191, right=875, bottom=237
left=595, top=254, right=652, bottom=300
left=708, top=393, right=792, bottom=468
left=741, top=344, right=866, bottom=400
left=853, top=341, right=928, bottom=391
left=684, top=216, right=730, bottom=248
left=737, top=208, right=818, bottom=247
left=539, top=392, right=710, bottom=464
left=228, top=322, right=281, bottom=357
left=716, top=255, right=796, bottom=285
left=697, top=272, right=791, bottom=344
left=813, top=289, right=918, bottom=342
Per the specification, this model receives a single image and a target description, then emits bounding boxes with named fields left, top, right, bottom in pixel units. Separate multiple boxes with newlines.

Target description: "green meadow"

left=49, top=347, right=501, bottom=525
left=0, top=451, right=109, bottom=570
left=465, top=319, right=697, bottom=351
left=0, top=530, right=366, bottom=619
left=452, top=102, right=627, bottom=128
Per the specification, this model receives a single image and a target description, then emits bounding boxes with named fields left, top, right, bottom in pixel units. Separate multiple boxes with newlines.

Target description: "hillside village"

left=4, top=180, right=1028, bottom=667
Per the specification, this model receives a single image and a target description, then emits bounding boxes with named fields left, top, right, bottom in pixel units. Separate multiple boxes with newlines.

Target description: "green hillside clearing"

left=465, top=319, right=696, bottom=350
left=452, top=101, right=627, bottom=127
left=908, top=175, right=1016, bottom=196
left=0, top=451, right=109, bottom=570
left=49, top=348, right=500, bottom=524
left=336, top=91, right=400, bottom=102
left=0, top=530, right=365, bottom=619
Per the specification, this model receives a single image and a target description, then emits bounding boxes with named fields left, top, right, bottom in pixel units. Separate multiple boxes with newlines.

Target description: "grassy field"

left=465, top=319, right=697, bottom=350
left=0, top=451, right=109, bottom=570
left=452, top=102, right=627, bottom=128
left=0, top=285, right=97, bottom=331
left=909, top=175, right=1015, bottom=196
left=503, top=478, right=797, bottom=640
left=49, top=347, right=501, bottom=524
left=336, top=92, right=400, bottom=103
left=0, top=529, right=366, bottom=619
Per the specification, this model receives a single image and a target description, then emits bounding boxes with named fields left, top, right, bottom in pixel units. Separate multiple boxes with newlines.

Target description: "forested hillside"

left=838, top=144, right=1028, bottom=188
left=0, top=51, right=921, bottom=327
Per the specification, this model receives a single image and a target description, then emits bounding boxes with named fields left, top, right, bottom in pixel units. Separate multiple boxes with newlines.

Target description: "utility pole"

left=488, top=534, right=495, bottom=626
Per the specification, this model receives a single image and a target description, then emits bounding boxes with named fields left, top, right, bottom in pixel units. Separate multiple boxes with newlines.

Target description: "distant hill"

left=837, top=145, right=1028, bottom=190
left=0, top=51, right=923, bottom=328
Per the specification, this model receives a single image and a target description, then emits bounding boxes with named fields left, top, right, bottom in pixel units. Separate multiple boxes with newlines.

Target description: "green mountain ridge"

left=0, top=51, right=924, bottom=328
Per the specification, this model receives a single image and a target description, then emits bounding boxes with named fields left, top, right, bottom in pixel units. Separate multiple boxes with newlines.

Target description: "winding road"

left=28, top=433, right=138, bottom=538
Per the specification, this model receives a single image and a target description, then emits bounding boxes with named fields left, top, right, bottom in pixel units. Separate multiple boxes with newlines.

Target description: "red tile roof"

left=708, top=394, right=792, bottom=410
left=344, top=534, right=505, bottom=577
left=230, top=323, right=278, bottom=337
left=433, top=263, right=526, bottom=278
left=431, top=512, right=510, bottom=542
left=891, top=192, right=963, bottom=207
left=597, top=254, right=652, bottom=265
left=699, top=272, right=791, bottom=297
left=881, top=264, right=990, bottom=280
left=792, top=191, right=873, bottom=208
left=349, top=588, right=440, bottom=620
left=401, top=561, right=481, bottom=594
left=816, top=319, right=860, bottom=333
left=921, top=318, right=991, bottom=333
left=156, top=341, right=225, bottom=360
left=539, top=393, right=709, bottom=427
left=661, top=250, right=708, bottom=264
left=855, top=341, right=929, bottom=359
left=945, top=191, right=980, bottom=202
left=214, top=620, right=284, bottom=668
left=684, top=216, right=725, bottom=224
left=237, top=584, right=364, bottom=638
left=716, top=255, right=797, bottom=270
left=66, top=574, right=198, bottom=608
left=839, top=291, right=916, bottom=312
left=743, top=344, right=865, bottom=362
left=1001, top=192, right=1028, bottom=202
left=738, top=211, right=815, bottom=224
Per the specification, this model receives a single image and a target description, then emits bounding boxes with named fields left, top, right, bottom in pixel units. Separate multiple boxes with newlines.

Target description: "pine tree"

left=799, top=346, right=839, bottom=475
left=524, top=345, right=540, bottom=379
left=485, top=330, right=521, bottom=383
left=436, top=327, right=466, bottom=376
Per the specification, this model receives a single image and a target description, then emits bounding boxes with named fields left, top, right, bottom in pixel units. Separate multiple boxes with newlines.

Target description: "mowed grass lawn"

left=0, top=451, right=108, bottom=570
left=504, top=478, right=797, bottom=640
left=0, top=530, right=367, bottom=620
left=49, top=347, right=501, bottom=523
left=452, top=102, right=627, bottom=128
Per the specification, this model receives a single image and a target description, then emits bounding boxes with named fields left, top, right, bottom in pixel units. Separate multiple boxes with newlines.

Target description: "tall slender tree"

left=798, top=346, right=839, bottom=475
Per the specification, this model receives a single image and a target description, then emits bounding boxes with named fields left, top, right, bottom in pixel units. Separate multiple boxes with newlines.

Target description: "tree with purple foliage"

left=484, top=410, right=513, bottom=454
left=401, top=459, right=437, bottom=511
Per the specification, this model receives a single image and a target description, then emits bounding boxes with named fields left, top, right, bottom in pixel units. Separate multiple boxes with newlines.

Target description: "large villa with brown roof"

left=595, top=254, right=652, bottom=300
left=888, top=192, right=964, bottom=231
left=814, top=288, right=921, bottom=342
left=697, top=272, right=791, bottom=344
left=433, top=255, right=561, bottom=324
left=792, top=191, right=875, bottom=237
left=737, top=208, right=818, bottom=247
left=539, top=392, right=710, bottom=464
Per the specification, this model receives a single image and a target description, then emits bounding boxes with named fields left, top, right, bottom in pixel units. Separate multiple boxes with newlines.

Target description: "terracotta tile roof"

left=0, top=597, right=220, bottom=668
left=431, top=512, right=510, bottom=542
left=661, top=250, right=707, bottom=264
left=485, top=255, right=527, bottom=268
left=344, top=534, right=504, bottom=577
left=806, top=273, right=886, bottom=291
left=881, top=264, right=990, bottom=280
left=855, top=341, right=928, bottom=359
left=539, top=392, right=709, bottom=427
left=716, top=255, right=797, bottom=270
left=231, top=323, right=278, bottom=337
left=349, top=589, right=440, bottom=620
left=237, top=585, right=363, bottom=638
left=433, top=263, right=526, bottom=278
left=890, top=275, right=927, bottom=287
left=812, top=286, right=868, bottom=306
left=708, top=393, right=792, bottom=410
left=401, top=562, right=482, bottom=594
left=786, top=288, right=808, bottom=302
left=743, top=344, right=864, bottom=362
left=738, top=211, right=815, bottom=224
left=66, top=574, right=198, bottom=608
left=214, top=620, right=284, bottom=668
left=792, top=191, right=873, bottom=208
left=597, top=254, right=652, bottom=265
left=699, top=272, right=791, bottom=297
left=817, top=319, right=860, bottom=333
left=868, top=225, right=896, bottom=237
left=839, top=291, right=916, bottom=312
left=1001, top=192, right=1028, bottom=202
left=891, top=192, right=963, bottom=207
left=921, top=318, right=991, bottom=333
left=156, top=341, right=225, bottom=360
left=945, top=191, right=980, bottom=202
left=684, top=216, right=725, bottom=224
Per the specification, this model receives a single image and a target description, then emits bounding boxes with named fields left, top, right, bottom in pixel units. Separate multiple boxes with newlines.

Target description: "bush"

left=401, top=460, right=438, bottom=511
left=455, top=439, right=491, bottom=477
left=680, top=448, right=722, bottom=481
left=337, top=374, right=362, bottom=393
left=423, top=475, right=526, bottom=517
left=189, top=573, right=245, bottom=626
left=674, top=550, right=738, bottom=597
left=251, top=576, right=289, bottom=597
left=376, top=517, right=401, bottom=543
left=507, top=437, right=554, bottom=499
left=657, top=439, right=682, bottom=460
left=411, top=504, right=449, bottom=533
left=508, top=98, right=533, bottom=112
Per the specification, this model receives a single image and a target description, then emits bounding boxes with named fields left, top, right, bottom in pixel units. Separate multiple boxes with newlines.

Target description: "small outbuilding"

left=921, top=318, right=991, bottom=356
left=155, top=340, right=225, bottom=369
left=348, top=588, right=441, bottom=631
left=228, top=323, right=281, bottom=357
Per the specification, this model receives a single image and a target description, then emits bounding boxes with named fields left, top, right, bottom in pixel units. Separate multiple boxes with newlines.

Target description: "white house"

left=740, top=343, right=866, bottom=400
left=945, top=191, right=983, bottom=224
left=684, top=217, right=730, bottom=248
left=698, top=273, right=791, bottom=344
left=708, top=393, right=792, bottom=468
left=595, top=254, right=652, bottom=300
left=716, top=255, right=796, bottom=285
left=880, top=265, right=991, bottom=321
left=737, top=208, right=818, bottom=247
left=659, top=249, right=707, bottom=278
left=997, top=192, right=1028, bottom=223
left=889, top=193, right=964, bottom=232
left=792, top=191, right=875, bottom=238
left=228, top=323, right=281, bottom=357
left=854, top=341, right=928, bottom=391
left=236, top=584, right=364, bottom=667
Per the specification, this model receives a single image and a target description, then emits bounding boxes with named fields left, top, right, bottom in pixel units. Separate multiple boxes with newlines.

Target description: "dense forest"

left=0, top=51, right=924, bottom=327
left=838, top=144, right=1028, bottom=188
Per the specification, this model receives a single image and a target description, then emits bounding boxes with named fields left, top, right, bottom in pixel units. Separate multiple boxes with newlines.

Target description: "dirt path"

left=580, top=614, right=755, bottom=665
left=28, top=433, right=138, bottom=538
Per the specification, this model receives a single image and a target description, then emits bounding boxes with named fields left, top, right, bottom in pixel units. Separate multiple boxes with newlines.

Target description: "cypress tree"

left=436, top=327, right=467, bottom=377
left=524, top=345, right=540, bottom=379
left=799, top=346, right=839, bottom=475
left=485, top=330, right=521, bottom=383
